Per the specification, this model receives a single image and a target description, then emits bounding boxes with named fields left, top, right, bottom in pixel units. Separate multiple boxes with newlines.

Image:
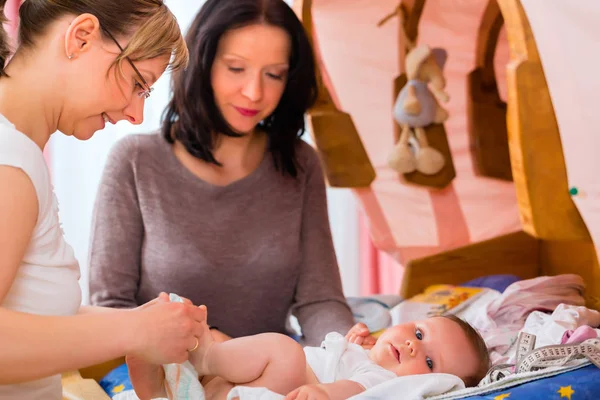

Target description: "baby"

left=129, top=307, right=490, bottom=400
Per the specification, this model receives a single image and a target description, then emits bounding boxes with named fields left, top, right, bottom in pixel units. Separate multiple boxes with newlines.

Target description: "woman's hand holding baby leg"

left=126, top=293, right=204, bottom=399
left=128, top=293, right=205, bottom=364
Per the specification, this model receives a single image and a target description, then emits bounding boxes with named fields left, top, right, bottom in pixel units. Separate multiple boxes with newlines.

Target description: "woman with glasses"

left=0, top=1, right=207, bottom=398
left=89, top=0, right=354, bottom=353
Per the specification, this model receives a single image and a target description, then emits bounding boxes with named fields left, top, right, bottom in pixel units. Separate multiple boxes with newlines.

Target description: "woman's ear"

left=64, top=13, right=102, bottom=60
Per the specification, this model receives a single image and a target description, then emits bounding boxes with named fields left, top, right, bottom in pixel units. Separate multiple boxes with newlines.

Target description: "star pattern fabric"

left=558, top=385, right=575, bottom=400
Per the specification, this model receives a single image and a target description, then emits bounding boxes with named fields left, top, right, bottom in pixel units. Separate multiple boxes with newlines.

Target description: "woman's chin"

left=227, top=119, right=259, bottom=135
left=65, top=127, right=99, bottom=141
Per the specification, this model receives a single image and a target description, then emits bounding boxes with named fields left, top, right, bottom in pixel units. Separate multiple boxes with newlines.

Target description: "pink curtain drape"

left=4, top=0, right=19, bottom=39
left=311, top=7, right=404, bottom=296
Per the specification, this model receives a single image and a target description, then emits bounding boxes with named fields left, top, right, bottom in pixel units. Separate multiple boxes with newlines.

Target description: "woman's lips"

left=234, top=106, right=259, bottom=117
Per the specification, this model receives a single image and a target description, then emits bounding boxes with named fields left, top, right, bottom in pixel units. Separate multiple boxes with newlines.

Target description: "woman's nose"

left=123, top=97, right=145, bottom=125
left=242, top=76, right=263, bottom=102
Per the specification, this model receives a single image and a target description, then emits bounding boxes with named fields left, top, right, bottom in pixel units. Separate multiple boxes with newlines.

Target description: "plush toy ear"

left=431, top=48, right=448, bottom=71
left=405, top=44, right=432, bottom=79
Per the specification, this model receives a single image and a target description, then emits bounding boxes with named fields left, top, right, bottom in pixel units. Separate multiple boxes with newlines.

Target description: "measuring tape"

left=480, top=332, right=600, bottom=386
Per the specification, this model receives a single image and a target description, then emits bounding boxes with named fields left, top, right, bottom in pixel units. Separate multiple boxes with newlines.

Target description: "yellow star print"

left=112, top=384, right=125, bottom=393
left=558, top=385, right=575, bottom=400
left=494, top=393, right=510, bottom=400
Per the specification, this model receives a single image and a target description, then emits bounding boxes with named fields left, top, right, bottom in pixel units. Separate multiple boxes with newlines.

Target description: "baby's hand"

left=345, top=323, right=377, bottom=350
left=285, top=384, right=330, bottom=400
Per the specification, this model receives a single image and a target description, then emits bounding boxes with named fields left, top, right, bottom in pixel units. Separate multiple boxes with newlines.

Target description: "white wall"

left=49, top=0, right=360, bottom=304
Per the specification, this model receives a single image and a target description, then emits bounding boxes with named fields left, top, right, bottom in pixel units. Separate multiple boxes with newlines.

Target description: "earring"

left=67, top=54, right=74, bottom=60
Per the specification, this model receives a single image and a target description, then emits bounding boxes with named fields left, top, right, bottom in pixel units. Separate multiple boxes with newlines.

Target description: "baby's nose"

left=405, top=340, right=417, bottom=356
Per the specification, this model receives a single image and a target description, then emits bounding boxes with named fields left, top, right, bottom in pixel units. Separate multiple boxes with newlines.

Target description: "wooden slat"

left=475, top=0, right=504, bottom=86
left=467, top=0, right=512, bottom=181
left=540, top=240, right=600, bottom=311
left=79, top=356, right=125, bottom=382
left=497, top=0, right=589, bottom=240
left=400, top=0, right=427, bottom=44
left=400, top=231, right=540, bottom=298
left=292, top=0, right=376, bottom=188
left=62, top=370, right=112, bottom=400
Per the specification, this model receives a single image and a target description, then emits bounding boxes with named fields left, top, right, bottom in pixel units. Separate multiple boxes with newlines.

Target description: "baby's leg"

left=192, top=332, right=308, bottom=396
left=127, top=354, right=167, bottom=399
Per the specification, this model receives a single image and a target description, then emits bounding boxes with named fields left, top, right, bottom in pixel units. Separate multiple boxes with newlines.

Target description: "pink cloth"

left=562, top=325, right=599, bottom=344
left=461, top=274, right=586, bottom=363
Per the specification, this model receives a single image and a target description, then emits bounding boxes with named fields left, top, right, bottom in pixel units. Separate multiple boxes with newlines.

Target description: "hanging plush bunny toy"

left=388, top=45, right=450, bottom=175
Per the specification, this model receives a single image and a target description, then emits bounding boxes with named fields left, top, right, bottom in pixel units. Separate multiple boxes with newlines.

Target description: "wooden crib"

left=401, top=0, right=600, bottom=310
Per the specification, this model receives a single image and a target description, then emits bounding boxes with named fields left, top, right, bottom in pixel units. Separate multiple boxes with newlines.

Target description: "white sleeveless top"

left=0, top=115, right=82, bottom=400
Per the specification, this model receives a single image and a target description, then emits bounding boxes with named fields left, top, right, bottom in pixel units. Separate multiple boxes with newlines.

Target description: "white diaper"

left=163, top=294, right=206, bottom=400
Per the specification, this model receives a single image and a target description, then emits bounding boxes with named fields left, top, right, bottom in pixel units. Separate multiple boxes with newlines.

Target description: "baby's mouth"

left=391, top=344, right=401, bottom=363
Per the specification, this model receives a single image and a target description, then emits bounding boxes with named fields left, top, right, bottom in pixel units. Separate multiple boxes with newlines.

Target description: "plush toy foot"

left=416, top=147, right=445, bottom=175
left=389, top=125, right=417, bottom=173
left=433, top=106, right=449, bottom=124
left=388, top=140, right=416, bottom=173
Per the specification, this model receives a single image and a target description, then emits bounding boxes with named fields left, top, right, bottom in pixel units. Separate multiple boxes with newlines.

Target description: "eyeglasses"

left=101, top=27, right=154, bottom=99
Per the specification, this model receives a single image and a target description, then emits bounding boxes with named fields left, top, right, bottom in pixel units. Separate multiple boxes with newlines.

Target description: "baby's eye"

left=415, top=328, right=423, bottom=340
left=228, top=67, right=244, bottom=73
left=426, top=356, right=434, bottom=371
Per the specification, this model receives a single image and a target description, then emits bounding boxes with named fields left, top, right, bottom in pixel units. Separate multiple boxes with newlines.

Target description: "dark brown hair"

left=0, top=0, right=188, bottom=76
left=161, top=0, right=318, bottom=178
left=441, top=314, right=490, bottom=387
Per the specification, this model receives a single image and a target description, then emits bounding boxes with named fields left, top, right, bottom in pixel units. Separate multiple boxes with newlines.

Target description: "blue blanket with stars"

left=462, top=364, right=600, bottom=400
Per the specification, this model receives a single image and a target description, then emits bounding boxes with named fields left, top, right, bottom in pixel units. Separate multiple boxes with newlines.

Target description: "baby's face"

left=368, top=317, right=478, bottom=381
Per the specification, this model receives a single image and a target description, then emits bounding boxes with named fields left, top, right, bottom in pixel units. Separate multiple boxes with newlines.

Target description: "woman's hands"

left=127, top=293, right=206, bottom=399
left=128, top=292, right=205, bottom=364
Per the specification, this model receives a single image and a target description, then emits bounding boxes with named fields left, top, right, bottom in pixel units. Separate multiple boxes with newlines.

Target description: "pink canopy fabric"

left=313, top=0, right=521, bottom=279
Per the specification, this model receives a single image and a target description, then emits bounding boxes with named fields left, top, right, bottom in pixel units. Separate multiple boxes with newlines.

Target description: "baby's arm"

left=345, top=323, right=377, bottom=349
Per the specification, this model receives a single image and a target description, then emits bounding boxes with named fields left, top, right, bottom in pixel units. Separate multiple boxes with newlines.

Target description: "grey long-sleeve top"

left=88, top=133, right=354, bottom=346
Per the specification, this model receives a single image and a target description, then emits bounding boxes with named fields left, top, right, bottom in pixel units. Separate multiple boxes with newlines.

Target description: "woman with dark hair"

left=89, top=0, right=354, bottom=348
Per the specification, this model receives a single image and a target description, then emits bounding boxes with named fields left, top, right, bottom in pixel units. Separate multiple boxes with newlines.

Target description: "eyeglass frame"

left=100, top=26, right=154, bottom=99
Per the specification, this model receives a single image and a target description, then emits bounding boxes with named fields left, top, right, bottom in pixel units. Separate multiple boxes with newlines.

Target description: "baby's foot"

left=188, top=305, right=216, bottom=376
left=127, top=354, right=167, bottom=399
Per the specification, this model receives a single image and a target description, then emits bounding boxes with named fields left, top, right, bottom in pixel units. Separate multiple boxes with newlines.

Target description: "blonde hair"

left=0, top=0, right=188, bottom=75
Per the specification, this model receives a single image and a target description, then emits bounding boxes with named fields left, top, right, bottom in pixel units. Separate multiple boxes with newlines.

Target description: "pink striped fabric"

left=312, top=0, right=522, bottom=293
